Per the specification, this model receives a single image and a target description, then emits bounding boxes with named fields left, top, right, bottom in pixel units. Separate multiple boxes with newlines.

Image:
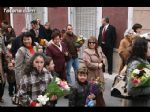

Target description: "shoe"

left=108, top=72, right=112, bottom=75
left=64, top=95, right=69, bottom=99
left=9, top=93, right=14, bottom=97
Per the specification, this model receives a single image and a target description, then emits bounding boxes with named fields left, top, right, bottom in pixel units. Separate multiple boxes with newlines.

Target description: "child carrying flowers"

left=69, top=67, right=96, bottom=107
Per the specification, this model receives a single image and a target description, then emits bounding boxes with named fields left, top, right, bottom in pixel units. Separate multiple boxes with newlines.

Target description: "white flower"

left=132, top=69, right=140, bottom=74
left=57, top=80, right=61, bottom=85
left=37, top=95, right=49, bottom=105
left=64, top=85, right=70, bottom=91
left=55, top=77, right=61, bottom=82
left=143, top=68, right=150, bottom=76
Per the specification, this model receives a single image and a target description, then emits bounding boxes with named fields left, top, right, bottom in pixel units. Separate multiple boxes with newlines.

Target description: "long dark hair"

left=24, top=53, right=46, bottom=76
left=127, top=38, right=148, bottom=64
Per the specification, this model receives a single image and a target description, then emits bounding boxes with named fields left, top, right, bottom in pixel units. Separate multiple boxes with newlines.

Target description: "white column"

left=25, top=7, right=32, bottom=30
left=68, top=7, right=71, bottom=24
left=128, top=7, right=133, bottom=29
left=44, top=7, right=48, bottom=24
left=68, top=7, right=76, bottom=33
left=96, top=7, right=102, bottom=38
left=9, top=7, right=14, bottom=28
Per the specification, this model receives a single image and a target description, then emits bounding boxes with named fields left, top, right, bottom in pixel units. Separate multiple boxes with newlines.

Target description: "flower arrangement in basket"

left=30, top=77, right=70, bottom=107
left=74, top=35, right=85, bottom=48
left=130, top=63, right=150, bottom=88
left=85, top=77, right=104, bottom=107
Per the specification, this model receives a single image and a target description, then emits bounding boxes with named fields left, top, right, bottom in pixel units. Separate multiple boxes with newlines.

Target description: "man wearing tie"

left=98, top=17, right=116, bottom=75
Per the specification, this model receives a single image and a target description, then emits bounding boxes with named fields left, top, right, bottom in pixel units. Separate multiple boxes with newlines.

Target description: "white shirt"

left=51, top=41, right=62, bottom=52
left=104, top=24, right=109, bottom=30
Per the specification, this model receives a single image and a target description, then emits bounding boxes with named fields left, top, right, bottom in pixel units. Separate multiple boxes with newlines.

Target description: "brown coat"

left=118, top=37, right=132, bottom=62
left=82, top=47, right=106, bottom=83
left=62, top=32, right=78, bottom=60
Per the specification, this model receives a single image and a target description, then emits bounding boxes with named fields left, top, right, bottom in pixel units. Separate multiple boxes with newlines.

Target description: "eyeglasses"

left=88, top=42, right=96, bottom=44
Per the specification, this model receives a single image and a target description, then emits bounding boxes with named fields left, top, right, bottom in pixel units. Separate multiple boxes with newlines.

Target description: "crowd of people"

left=0, top=18, right=107, bottom=107
left=0, top=16, right=150, bottom=107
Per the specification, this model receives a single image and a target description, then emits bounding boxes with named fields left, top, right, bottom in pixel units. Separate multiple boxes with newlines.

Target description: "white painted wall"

left=128, top=7, right=133, bottom=29
left=96, top=7, right=102, bottom=38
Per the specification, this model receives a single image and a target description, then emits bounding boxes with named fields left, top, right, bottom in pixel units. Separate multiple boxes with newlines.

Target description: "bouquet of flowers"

left=30, top=95, right=49, bottom=107
left=74, top=35, right=85, bottom=48
left=85, top=77, right=104, bottom=107
left=30, top=77, right=70, bottom=107
left=90, top=77, right=105, bottom=94
left=45, top=77, right=70, bottom=99
left=130, top=64, right=150, bottom=88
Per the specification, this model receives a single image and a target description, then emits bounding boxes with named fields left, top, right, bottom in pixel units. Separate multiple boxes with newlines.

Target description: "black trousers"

left=8, top=81, right=17, bottom=96
left=0, top=82, right=5, bottom=98
left=101, top=43, right=113, bottom=73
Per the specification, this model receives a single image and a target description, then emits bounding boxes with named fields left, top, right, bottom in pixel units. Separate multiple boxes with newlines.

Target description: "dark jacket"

left=6, top=69, right=16, bottom=83
left=11, top=34, right=22, bottom=58
left=98, top=24, right=116, bottom=48
left=62, top=32, right=78, bottom=60
left=69, top=80, right=90, bottom=107
left=30, top=25, right=47, bottom=43
left=45, top=28, right=52, bottom=41
left=4, top=30, right=16, bottom=46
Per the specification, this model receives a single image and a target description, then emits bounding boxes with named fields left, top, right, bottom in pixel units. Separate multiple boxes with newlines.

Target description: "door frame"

left=68, top=7, right=102, bottom=38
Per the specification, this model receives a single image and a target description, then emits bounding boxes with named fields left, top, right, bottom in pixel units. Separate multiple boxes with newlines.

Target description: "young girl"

left=44, top=56, right=59, bottom=78
left=6, top=61, right=17, bottom=97
left=44, top=56, right=60, bottom=106
left=17, top=53, right=57, bottom=106
left=69, top=67, right=96, bottom=107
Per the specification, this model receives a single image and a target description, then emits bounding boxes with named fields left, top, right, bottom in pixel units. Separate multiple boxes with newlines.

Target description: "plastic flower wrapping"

left=74, top=35, right=85, bottom=48
left=85, top=77, right=104, bottom=107
left=29, top=77, right=70, bottom=107
left=91, top=77, right=105, bottom=93
left=130, top=64, right=150, bottom=88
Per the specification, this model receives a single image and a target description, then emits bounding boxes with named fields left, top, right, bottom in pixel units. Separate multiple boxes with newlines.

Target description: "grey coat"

left=15, top=46, right=34, bottom=85
left=127, top=58, right=150, bottom=96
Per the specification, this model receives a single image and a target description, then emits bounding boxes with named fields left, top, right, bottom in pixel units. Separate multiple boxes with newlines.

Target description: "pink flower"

left=132, top=78, right=141, bottom=86
left=59, top=81, right=67, bottom=88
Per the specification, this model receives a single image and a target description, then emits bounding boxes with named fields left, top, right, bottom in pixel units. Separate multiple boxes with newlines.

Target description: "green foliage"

left=45, top=76, right=70, bottom=98
left=45, top=81, right=64, bottom=98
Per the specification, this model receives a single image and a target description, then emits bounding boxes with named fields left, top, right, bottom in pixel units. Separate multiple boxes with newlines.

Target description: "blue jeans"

left=66, top=58, right=79, bottom=85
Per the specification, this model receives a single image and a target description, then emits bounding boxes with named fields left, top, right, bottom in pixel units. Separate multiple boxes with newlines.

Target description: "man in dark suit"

left=30, top=20, right=46, bottom=44
left=98, top=17, right=116, bottom=75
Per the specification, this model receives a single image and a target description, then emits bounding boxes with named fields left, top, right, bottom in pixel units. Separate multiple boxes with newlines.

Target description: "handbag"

left=101, top=61, right=105, bottom=72
left=111, top=75, right=130, bottom=99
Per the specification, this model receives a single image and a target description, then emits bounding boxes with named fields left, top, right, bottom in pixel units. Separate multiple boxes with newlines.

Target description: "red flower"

left=132, top=78, right=140, bottom=86
left=30, top=101, right=37, bottom=107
